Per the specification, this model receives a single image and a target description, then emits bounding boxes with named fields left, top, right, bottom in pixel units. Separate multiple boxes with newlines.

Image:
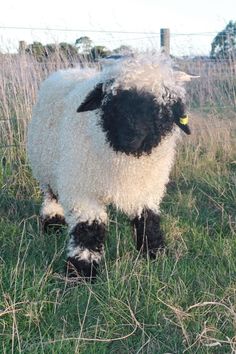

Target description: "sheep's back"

left=27, top=67, right=99, bottom=191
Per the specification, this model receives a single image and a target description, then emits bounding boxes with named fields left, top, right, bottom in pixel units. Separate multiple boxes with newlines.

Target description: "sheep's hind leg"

left=66, top=221, right=106, bottom=282
left=40, top=186, right=66, bottom=232
left=132, top=209, right=165, bottom=259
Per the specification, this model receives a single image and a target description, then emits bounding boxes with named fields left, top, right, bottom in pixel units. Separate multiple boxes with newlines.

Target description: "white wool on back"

left=27, top=53, right=182, bottom=228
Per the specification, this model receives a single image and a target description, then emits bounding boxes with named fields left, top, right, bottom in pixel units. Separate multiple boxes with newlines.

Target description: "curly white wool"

left=102, top=53, right=186, bottom=104
left=27, top=52, right=186, bottom=229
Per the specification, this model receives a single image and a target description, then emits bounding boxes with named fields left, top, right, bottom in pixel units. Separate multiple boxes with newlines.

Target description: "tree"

left=90, top=45, right=111, bottom=60
left=113, top=45, right=133, bottom=55
left=25, top=41, right=45, bottom=61
left=24, top=42, right=79, bottom=62
left=75, top=36, right=93, bottom=54
left=211, top=21, right=236, bottom=60
left=58, top=43, right=79, bottom=58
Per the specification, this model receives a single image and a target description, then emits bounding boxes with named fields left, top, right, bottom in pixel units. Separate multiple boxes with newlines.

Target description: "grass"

left=0, top=53, right=236, bottom=353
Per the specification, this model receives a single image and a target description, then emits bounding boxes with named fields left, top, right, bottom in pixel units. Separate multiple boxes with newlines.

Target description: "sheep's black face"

left=77, top=84, right=188, bottom=157
left=100, top=88, right=185, bottom=157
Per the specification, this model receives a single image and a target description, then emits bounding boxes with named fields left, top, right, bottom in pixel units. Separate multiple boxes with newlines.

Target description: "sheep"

left=27, top=52, right=195, bottom=281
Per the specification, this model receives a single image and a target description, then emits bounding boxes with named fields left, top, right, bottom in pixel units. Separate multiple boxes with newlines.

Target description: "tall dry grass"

left=0, top=53, right=79, bottom=154
left=0, top=52, right=235, bottom=161
left=181, top=58, right=236, bottom=115
left=176, top=113, right=236, bottom=171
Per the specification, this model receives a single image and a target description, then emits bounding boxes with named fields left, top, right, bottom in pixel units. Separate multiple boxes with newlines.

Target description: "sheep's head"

left=77, top=83, right=189, bottom=157
left=77, top=54, right=198, bottom=156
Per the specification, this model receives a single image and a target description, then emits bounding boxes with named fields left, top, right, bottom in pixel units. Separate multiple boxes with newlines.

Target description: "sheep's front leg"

left=66, top=220, right=106, bottom=281
left=132, top=209, right=165, bottom=258
left=40, top=185, right=66, bottom=232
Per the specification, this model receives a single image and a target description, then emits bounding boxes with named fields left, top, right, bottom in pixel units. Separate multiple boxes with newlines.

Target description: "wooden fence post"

left=160, top=28, right=170, bottom=55
left=19, top=41, right=27, bottom=54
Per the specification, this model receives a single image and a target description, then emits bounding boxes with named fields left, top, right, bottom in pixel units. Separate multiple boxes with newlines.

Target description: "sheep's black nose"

left=120, top=134, right=147, bottom=155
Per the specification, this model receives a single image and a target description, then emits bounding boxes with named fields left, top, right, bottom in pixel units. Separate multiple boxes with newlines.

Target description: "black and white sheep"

left=27, top=53, right=194, bottom=280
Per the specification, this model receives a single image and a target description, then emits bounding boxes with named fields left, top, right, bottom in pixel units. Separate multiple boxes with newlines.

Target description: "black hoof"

left=41, top=214, right=66, bottom=233
left=132, top=209, right=165, bottom=259
left=65, top=257, right=98, bottom=282
left=144, top=242, right=166, bottom=259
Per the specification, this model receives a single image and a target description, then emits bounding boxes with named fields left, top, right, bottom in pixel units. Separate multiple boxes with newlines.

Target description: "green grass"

left=1, top=54, right=236, bottom=353
left=1, top=117, right=236, bottom=353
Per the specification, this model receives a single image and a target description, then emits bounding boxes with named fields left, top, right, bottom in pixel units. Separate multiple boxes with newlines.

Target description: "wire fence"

left=0, top=26, right=225, bottom=56
left=0, top=28, right=236, bottom=154
left=1, top=24, right=236, bottom=59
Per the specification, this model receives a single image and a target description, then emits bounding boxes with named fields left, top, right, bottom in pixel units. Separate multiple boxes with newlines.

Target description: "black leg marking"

left=40, top=186, right=66, bottom=233
left=66, top=257, right=99, bottom=282
left=66, top=221, right=106, bottom=281
left=41, top=214, right=66, bottom=233
left=132, top=209, right=165, bottom=258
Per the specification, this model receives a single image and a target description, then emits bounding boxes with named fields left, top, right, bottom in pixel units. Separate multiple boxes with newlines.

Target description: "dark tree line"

left=211, top=21, right=236, bottom=60
left=19, top=22, right=236, bottom=62
left=24, top=42, right=79, bottom=61
left=20, top=36, right=133, bottom=63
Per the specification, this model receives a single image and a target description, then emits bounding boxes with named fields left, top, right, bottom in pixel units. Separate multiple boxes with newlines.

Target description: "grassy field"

left=0, top=54, right=236, bottom=353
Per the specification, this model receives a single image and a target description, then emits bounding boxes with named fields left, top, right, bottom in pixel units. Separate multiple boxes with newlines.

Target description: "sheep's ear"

left=175, top=115, right=191, bottom=135
left=77, top=83, right=104, bottom=112
left=172, top=99, right=191, bottom=135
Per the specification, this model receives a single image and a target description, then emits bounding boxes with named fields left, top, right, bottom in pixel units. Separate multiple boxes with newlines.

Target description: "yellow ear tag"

left=179, top=115, right=189, bottom=125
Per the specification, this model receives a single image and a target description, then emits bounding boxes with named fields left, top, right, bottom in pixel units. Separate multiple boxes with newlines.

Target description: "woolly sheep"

left=27, top=53, right=194, bottom=281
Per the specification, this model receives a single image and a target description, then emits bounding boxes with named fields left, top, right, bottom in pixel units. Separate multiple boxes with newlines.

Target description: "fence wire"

left=0, top=30, right=236, bottom=152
